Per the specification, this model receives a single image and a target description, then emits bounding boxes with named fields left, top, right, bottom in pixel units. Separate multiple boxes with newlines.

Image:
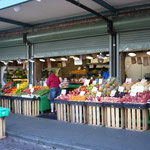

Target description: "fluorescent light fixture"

left=128, top=53, right=136, bottom=57
left=14, top=5, right=21, bottom=12
left=86, top=56, right=93, bottom=60
left=61, top=57, right=68, bottom=61
left=106, top=54, right=109, bottom=57
left=69, top=56, right=74, bottom=58
left=29, top=59, right=35, bottom=63
left=1, top=61, right=8, bottom=65
left=35, top=0, right=41, bottom=2
left=146, top=51, right=150, bottom=55
left=39, top=59, right=45, bottom=62
left=8, top=61, right=13, bottom=63
left=17, top=59, right=22, bottom=64
left=50, top=58, right=56, bottom=62
left=73, top=56, right=80, bottom=60
left=103, top=57, right=107, bottom=60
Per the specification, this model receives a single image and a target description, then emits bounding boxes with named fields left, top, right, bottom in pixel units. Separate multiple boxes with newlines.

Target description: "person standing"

left=47, top=70, right=60, bottom=113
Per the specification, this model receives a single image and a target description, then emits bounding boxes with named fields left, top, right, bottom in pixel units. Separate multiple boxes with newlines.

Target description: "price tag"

left=130, top=90, right=137, bottom=96
left=92, top=80, right=97, bottom=85
left=30, top=88, right=34, bottom=93
left=118, top=86, right=124, bottom=92
left=92, top=87, right=97, bottom=92
left=80, top=91, right=85, bottom=96
left=125, top=78, right=132, bottom=84
left=89, top=65, right=94, bottom=68
left=61, top=89, right=66, bottom=95
left=29, top=84, right=32, bottom=89
left=135, top=85, right=144, bottom=93
left=110, top=90, right=116, bottom=97
left=96, top=92, right=101, bottom=97
left=99, top=79, right=103, bottom=84
left=141, top=79, right=147, bottom=84
left=84, top=79, right=90, bottom=86
left=16, top=84, right=19, bottom=89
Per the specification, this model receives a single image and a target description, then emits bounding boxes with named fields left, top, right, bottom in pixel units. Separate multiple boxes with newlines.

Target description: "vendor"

left=47, top=70, right=60, bottom=114
left=102, top=68, right=109, bottom=80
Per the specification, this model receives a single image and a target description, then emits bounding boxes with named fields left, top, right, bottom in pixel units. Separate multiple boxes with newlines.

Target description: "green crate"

left=0, top=107, right=9, bottom=117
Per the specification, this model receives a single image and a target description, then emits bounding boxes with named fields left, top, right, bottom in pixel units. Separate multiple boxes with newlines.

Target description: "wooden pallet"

left=105, top=107, right=124, bottom=129
left=22, top=100, right=39, bottom=116
left=87, top=106, right=105, bottom=126
left=125, top=108, right=148, bottom=131
left=0, top=117, right=6, bottom=139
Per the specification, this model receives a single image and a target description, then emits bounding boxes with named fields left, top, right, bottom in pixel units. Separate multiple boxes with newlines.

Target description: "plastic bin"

left=0, top=107, right=9, bottom=117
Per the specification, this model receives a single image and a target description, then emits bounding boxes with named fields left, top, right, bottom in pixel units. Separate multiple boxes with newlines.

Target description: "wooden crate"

left=0, top=99, right=11, bottom=110
left=125, top=108, right=148, bottom=131
left=12, top=99, right=22, bottom=114
left=86, top=103, right=105, bottom=126
left=22, top=100, right=39, bottom=116
left=56, top=103, right=70, bottom=122
left=0, top=117, right=6, bottom=139
left=70, top=103, right=86, bottom=124
left=105, top=106, right=125, bottom=129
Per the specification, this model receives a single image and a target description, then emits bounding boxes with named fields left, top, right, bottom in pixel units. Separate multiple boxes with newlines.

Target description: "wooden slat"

left=125, top=109, right=127, bottom=128
left=83, top=106, right=86, bottom=124
left=37, top=100, right=39, bottom=116
left=32, top=101, right=35, bottom=116
left=111, top=107, right=115, bottom=128
left=128, top=109, right=132, bottom=130
left=137, top=109, right=141, bottom=131
left=96, top=106, right=100, bottom=126
left=79, top=105, right=82, bottom=123
left=2, top=117, right=5, bottom=137
left=0, top=118, right=3, bottom=138
left=57, top=104, right=61, bottom=120
left=121, top=108, right=125, bottom=128
left=67, top=104, right=70, bottom=122
left=75, top=105, right=79, bottom=123
left=132, top=109, right=136, bottom=130
left=107, top=107, right=111, bottom=127
left=142, top=109, right=148, bottom=131
left=89, top=106, right=92, bottom=125
left=60, top=104, right=63, bottom=121
left=63, top=104, right=66, bottom=121
left=93, top=106, right=96, bottom=125
left=71, top=105, right=75, bottom=123
left=116, top=108, right=120, bottom=128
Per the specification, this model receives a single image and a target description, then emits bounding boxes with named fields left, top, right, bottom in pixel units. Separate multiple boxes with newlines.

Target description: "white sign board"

left=80, top=91, right=85, bottom=96
left=29, top=84, right=32, bottom=89
left=96, top=92, right=102, bottom=97
left=110, top=90, right=116, bottom=97
left=141, top=79, right=147, bottom=84
left=130, top=90, right=137, bottom=96
left=84, top=79, right=90, bottom=86
left=125, top=78, right=132, bottom=84
left=61, top=89, right=66, bottom=95
left=92, top=87, right=97, bottom=92
left=118, top=86, right=124, bottom=92
left=92, top=80, right=97, bottom=85
left=30, top=88, right=34, bottom=93
left=99, top=79, right=103, bottom=84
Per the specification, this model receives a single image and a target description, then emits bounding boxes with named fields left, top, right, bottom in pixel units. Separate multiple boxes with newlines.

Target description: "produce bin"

left=124, top=103, right=148, bottom=131
left=39, top=93, right=50, bottom=113
left=0, top=107, right=9, bottom=139
left=85, top=102, right=105, bottom=126
left=103, top=103, right=124, bottom=129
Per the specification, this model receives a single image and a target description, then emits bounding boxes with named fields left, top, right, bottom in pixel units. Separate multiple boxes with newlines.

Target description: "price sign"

left=130, top=90, right=137, bottom=96
left=43, top=81, right=47, bottom=86
left=80, top=91, right=85, bottom=96
left=30, top=88, right=34, bottom=93
left=92, top=87, right=97, bottom=92
left=110, top=90, right=116, bottom=97
left=17, top=84, right=20, bottom=89
left=61, top=89, right=66, bottom=95
left=29, top=84, right=32, bottom=89
left=96, top=92, right=101, bottom=97
left=125, top=78, right=132, bottom=84
left=84, top=79, right=90, bottom=86
left=118, top=86, right=124, bottom=92
left=135, top=85, right=144, bottom=93
left=92, top=80, right=97, bottom=85
left=141, top=79, right=147, bottom=84
left=99, top=79, right=103, bottom=84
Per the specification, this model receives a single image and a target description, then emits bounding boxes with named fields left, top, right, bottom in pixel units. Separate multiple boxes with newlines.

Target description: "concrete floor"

left=5, top=113, right=150, bottom=150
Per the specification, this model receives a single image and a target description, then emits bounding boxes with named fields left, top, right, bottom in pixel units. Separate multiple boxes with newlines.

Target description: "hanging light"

left=69, top=56, right=74, bottom=58
left=8, top=61, right=13, bottom=63
left=17, top=59, right=22, bottom=64
left=73, top=56, right=80, bottom=60
left=28, top=59, right=35, bottom=63
left=146, top=51, right=150, bottom=55
left=86, top=56, right=93, bottom=60
left=39, top=59, right=45, bottom=62
left=128, top=53, right=136, bottom=57
left=106, top=54, right=109, bottom=57
left=50, top=58, right=56, bottom=62
left=61, top=57, right=68, bottom=61
left=13, top=5, right=21, bottom=12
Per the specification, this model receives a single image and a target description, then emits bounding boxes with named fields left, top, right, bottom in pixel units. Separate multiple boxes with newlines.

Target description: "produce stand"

left=0, top=107, right=9, bottom=139
left=55, top=99, right=150, bottom=131
left=0, top=96, right=40, bottom=117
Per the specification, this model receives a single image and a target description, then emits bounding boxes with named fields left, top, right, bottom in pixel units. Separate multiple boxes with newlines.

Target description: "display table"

left=55, top=99, right=150, bottom=131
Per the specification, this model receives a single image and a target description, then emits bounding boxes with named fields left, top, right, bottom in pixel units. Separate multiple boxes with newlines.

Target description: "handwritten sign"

left=92, top=87, right=97, bottom=92
left=80, top=91, right=85, bottom=96
left=84, top=79, right=90, bottom=86
left=110, top=90, right=116, bottom=97
left=118, top=86, right=124, bottom=92
left=96, top=92, right=102, bottom=97
left=99, top=79, right=103, bottom=84
left=125, top=78, right=132, bottom=84
left=61, top=89, right=66, bottom=95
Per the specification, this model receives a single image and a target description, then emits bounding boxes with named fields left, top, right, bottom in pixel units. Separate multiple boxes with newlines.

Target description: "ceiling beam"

left=92, top=0, right=117, bottom=13
left=66, top=0, right=112, bottom=24
left=0, top=17, right=33, bottom=28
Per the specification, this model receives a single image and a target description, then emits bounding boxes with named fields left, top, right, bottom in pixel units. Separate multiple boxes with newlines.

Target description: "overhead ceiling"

left=0, top=0, right=150, bottom=32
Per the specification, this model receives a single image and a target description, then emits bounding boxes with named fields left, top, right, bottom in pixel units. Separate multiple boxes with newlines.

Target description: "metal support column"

left=109, top=33, right=117, bottom=77
left=27, top=44, right=35, bottom=86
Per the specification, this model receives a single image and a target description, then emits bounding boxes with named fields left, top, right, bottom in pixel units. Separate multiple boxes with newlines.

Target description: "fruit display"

left=122, top=91, right=150, bottom=104
left=99, top=77, right=119, bottom=97
left=69, top=95, right=87, bottom=101
left=122, top=82, right=134, bottom=93
left=72, top=70, right=87, bottom=74
left=33, top=88, right=49, bottom=96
